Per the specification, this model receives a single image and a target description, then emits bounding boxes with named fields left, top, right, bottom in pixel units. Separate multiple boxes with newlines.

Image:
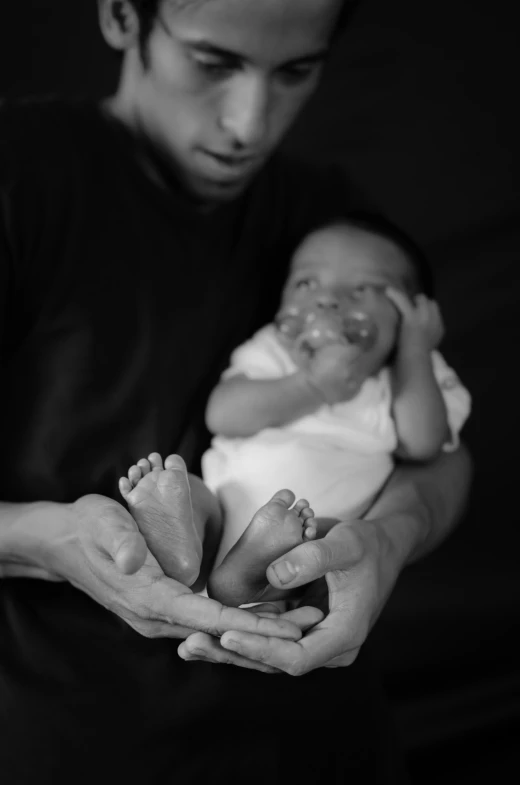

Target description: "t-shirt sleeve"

left=221, top=326, right=295, bottom=381
left=431, top=351, right=472, bottom=452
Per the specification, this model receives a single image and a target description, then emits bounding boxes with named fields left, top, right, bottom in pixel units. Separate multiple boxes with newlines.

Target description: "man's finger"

left=148, top=585, right=305, bottom=640
left=245, top=602, right=282, bottom=615
left=220, top=597, right=358, bottom=676
left=279, top=605, right=324, bottom=631
left=0, top=564, right=65, bottom=581
left=266, top=521, right=365, bottom=590
left=178, top=632, right=282, bottom=674
left=325, top=651, right=359, bottom=668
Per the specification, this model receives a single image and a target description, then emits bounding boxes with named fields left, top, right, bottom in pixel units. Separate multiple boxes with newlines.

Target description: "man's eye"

left=276, top=65, right=318, bottom=86
left=194, top=58, right=235, bottom=77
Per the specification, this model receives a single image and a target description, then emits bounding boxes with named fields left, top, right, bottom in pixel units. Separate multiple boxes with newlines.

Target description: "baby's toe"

left=299, top=505, right=315, bottom=521
left=137, top=458, right=151, bottom=475
left=270, top=489, right=296, bottom=509
left=119, top=477, right=132, bottom=498
left=293, top=498, right=310, bottom=514
left=128, top=465, right=142, bottom=486
left=303, top=519, right=318, bottom=540
left=164, top=454, right=187, bottom=472
left=148, top=452, right=164, bottom=470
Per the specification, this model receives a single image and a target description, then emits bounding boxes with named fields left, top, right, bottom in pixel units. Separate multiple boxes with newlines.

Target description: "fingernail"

left=272, top=561, right=299, bottom=585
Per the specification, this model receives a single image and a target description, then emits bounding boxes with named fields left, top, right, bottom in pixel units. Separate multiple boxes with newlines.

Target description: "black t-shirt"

left=0, top=99, right=405, bottom=784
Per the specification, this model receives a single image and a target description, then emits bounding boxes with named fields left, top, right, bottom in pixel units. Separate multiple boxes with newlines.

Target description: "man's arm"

left=365, top=442, right=472, bottom=565
left=0, top=496, right=318, bottom=650
left=0, top=501, right=71, bottom=581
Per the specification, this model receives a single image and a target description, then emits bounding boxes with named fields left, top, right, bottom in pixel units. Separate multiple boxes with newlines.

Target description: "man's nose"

left=218, top=74, right=269, bottom=150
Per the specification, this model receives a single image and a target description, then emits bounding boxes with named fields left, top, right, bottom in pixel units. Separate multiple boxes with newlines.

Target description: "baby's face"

left=277, top=225, right=411, bottom=370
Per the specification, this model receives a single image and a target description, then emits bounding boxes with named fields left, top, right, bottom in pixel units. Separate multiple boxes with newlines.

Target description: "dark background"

left=1, top=1, right=518, bottom=782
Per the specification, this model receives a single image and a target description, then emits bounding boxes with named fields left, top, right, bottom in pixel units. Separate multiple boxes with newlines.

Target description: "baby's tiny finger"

left=385, top=286, right=412, bottom=316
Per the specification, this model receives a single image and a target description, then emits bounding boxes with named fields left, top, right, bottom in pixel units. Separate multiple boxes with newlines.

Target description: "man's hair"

left=127, top=0, right=161, bottom=53
left=127, top=0, right=360, bottom=53
left=323, top=212, right=435, bottom=297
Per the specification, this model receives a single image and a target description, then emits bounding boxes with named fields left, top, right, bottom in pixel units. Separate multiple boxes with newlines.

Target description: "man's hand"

left=179, top=517, right=393, bottom=675
left=12, top=494, right=314, bottom=649
left=386, top=289, right=444, bottom=354
left=179, top=447, right=471, bottom=675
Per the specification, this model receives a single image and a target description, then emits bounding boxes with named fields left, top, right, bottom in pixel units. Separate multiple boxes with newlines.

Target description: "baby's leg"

left=207, top=489, right=317, bottom=607
left=119, top=453, right=218, bottom=586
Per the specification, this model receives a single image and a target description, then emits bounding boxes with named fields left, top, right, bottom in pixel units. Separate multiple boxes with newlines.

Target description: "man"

left=0, top=1, right=471, bottom=782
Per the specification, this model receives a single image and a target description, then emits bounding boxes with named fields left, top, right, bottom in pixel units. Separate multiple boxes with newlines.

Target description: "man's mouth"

left=198, top=149, right=259, bottom=179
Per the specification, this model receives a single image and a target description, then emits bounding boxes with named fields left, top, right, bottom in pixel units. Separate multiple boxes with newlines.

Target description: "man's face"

left=115, top=0, right=342, bottom=201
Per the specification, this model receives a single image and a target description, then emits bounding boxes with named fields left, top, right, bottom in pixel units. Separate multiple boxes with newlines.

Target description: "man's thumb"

left=111, top=528, right=148, bottom=574
left=266, top=522, right=363, bottom=589
left=76, top=494, right=148, bottom=575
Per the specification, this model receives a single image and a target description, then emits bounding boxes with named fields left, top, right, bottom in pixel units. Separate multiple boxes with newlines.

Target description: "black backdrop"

left=1, top=2, right=518, bottom=782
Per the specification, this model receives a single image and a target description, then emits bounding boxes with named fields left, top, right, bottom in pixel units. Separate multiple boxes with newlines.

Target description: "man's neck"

left=100, top=96, right=218, bottom=213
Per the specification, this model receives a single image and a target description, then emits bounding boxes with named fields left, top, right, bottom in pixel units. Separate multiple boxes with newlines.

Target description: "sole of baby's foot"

left=119, top=453, right=202, bottom=585
left=207, top=489, right=316, bottom=607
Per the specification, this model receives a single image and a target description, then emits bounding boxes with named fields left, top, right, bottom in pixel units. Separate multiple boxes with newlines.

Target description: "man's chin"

left=188, top=174, right=253, bottom=204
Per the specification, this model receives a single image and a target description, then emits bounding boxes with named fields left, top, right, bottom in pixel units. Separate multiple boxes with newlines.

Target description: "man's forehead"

left=162, top=0, right=342, bottom=62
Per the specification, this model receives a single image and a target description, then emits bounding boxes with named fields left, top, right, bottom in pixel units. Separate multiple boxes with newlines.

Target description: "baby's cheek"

left=377, top=312, right=400, bottom=360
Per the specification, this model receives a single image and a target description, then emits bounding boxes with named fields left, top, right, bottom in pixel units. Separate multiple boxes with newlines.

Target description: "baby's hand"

left=305, top=343, right=364, bottom=405
left=386, top=289, right=444, bottom=354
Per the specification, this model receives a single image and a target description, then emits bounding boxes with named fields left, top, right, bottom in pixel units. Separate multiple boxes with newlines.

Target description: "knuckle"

left=127, top=596, right=152, bottom=622
left=306, top=540, right=333, bottom=571
left=305, top=541, right=323, bottom=567
left=185, top=633, right=209, bottom=655
left=252, top=645, right=273, bottom=666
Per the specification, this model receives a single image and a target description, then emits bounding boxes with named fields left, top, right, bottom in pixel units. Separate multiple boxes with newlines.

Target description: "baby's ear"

left=98, top=0, right=140, bottom=51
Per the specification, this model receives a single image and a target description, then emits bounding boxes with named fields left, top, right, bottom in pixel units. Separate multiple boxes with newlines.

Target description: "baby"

left=119, top=216, right=471, bottom=607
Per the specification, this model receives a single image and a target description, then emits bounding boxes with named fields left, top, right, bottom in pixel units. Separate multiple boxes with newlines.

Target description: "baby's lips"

left=343, top=312, right=379, bottom=350
left=275, top=307, right=304, bottom=340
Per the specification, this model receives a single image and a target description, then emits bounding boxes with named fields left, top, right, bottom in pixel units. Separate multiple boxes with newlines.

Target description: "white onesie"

left=202, top=325, right=471, bottom=561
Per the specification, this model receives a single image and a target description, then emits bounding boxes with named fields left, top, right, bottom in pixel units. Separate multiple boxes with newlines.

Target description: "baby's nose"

left=315, top=291, right=339, bottom=310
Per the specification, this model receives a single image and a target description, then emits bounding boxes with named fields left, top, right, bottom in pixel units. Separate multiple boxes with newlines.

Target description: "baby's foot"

left=119, top=453, right=202, bottom=585
left=207, top=489, right=316, bottom=607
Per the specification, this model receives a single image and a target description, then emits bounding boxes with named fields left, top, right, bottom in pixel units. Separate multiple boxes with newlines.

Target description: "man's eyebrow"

left=185, top=40, right=329, bottom=67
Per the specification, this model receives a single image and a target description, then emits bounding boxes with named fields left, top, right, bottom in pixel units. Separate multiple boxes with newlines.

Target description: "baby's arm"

left=387, top=290, right=449, bottom=461
left=206, top=372, right=322, bottom=437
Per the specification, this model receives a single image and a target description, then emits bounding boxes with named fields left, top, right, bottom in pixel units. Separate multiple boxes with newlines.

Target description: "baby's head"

left=276, top=214, right=433, bottom=371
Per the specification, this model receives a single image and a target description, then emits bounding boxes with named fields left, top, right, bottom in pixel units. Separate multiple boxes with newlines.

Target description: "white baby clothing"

left=202, top=325, right=471, bottom=559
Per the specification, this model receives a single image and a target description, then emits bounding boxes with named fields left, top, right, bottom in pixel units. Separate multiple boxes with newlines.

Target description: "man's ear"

left=98, top=0, right=140, bottom=51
